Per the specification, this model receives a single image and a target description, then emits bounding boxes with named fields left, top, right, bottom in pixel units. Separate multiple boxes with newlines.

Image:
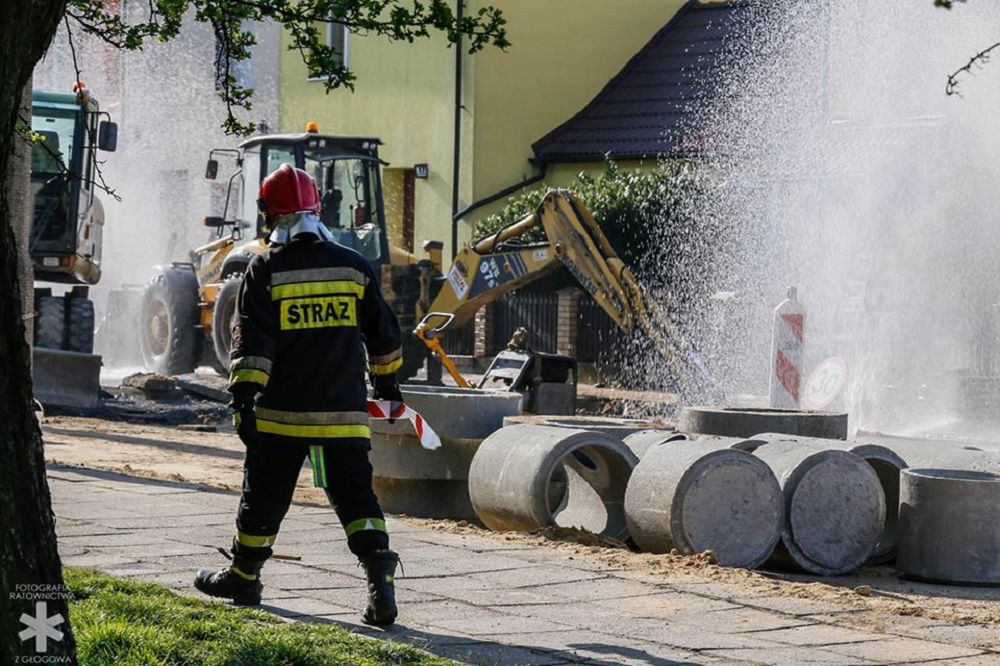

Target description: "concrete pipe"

left=503, top=414, right=661, bottom=440
left=750, top=434, right=907, bottom=564
left=468, top=424, right=639, bottom=538
left=622, top=430, right=688, bottom=460
left=680, top=406, right=848, bottom=440
left=370, top=386, right=522, bottom=520
left=752, top=440, right=885, bottom=575
left=624, top=441, right=783, bottom=568
left=871, top=437, right=987, bottom=470
left=898, top=468, right=1000, bottom=585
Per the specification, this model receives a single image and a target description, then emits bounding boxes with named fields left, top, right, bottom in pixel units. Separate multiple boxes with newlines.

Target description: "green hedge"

left=471, top=159, right=700, bottom=272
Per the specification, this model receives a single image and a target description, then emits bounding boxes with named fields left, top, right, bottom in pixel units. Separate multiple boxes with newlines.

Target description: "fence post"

left=475, top=302, right=494, bottom=360
left=556, top=288, right=582, bottom=357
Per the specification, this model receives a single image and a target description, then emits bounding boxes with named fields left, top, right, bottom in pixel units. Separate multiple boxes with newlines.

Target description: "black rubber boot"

left=194, top=556, right=264, bottom=606
left=361, top=549, right=399, bottom=626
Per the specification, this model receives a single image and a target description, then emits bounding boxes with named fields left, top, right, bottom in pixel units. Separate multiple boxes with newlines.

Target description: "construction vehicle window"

left=240, top=147, right=261, bottom=230
left=303, top=150, right=382, bottom=262
left=264, top=145, right=296, bottom=179
left=82, top=111, right=97, bottom=193
left=31, top=109, right=77, bottom=175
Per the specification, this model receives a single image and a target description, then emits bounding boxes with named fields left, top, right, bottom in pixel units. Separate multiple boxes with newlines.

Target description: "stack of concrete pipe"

left=369, top=385, right=522, bottom=520
left=457, top=401, right=1000, bottom=583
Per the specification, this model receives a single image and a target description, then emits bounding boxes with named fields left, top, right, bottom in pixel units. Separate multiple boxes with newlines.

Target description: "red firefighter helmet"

left=258, top=164, right=321, bottom=219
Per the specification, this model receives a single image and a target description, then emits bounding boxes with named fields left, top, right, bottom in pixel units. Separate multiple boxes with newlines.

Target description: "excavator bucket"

left=32, top=348, right=102, bottom=409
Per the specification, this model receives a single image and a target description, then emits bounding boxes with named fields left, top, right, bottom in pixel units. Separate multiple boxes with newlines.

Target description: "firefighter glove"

left=371, top=373, right=403, bottom=404
left=229, top=384, right=259, bottom=446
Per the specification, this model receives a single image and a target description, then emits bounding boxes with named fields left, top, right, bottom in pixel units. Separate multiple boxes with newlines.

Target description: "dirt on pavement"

left=42, top=414, right=1000, bottom=632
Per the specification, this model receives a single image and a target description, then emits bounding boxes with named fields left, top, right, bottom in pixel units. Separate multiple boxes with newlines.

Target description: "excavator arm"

left=417, top=189, right=719, bottom=393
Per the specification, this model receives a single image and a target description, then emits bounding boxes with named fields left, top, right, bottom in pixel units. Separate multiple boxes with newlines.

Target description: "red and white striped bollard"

left=769, top=286, right=805, bottom=409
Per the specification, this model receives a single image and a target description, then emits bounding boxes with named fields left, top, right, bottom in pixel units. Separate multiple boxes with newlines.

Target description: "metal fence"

left=492, top=291, right=559, bottom=353
left=441, top=319, right=476, bottom=356
left=577, top=297, right=618, bottom=365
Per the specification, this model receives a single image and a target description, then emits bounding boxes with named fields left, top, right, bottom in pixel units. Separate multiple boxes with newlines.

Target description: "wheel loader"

left=29, top=86, right=118, bottom=408
left=138, top=125, right=715, bottom=393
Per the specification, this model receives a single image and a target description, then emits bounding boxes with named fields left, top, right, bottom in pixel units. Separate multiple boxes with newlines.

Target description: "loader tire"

left=211, top=275, right=242, bottom=377
left=66, top=298, right=95, bottom=353
left=140, top=267, right=201, bottom=375
left=35, top=296, right=65, bottom=350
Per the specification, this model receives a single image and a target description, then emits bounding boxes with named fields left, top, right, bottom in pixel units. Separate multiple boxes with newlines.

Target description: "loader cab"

left=29, top=88, right=118, bottom=285
left=206, top=131, right=389, bottom=267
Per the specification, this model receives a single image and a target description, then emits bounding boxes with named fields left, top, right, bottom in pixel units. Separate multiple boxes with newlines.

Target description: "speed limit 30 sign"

left=802, top=357, right=848, bottom=411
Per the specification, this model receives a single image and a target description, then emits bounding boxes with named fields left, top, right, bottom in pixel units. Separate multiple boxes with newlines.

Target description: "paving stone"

left=736, top=593, right=864, bottom=617
left=263, top=569, right=364, bottom=591
left=415, top=641, right=569, bottom=665
left=401, top=553, right=543, bottom=578
left=590, top=590, right=739, bottom=618
left=60, top=550, right=137, bottom=569
left=703, top=645, right=877, bottom=665
left=426, top=610, right=576, bottom=637
left=506, top=602, right=782, bottom=652
left=751, top=623, right=883, bottom=647
left=260, top=596, right=348, bottom=619
left=406, top=530, right=543, bottom=553
left=58, top=531, right=173, bottom=548
left=467, top=565, right=600, bottom=589
left=526, top=632, right=707, bottom=666
left=54, top=523, right=123, bottom=537
left=98, top=561, right=164, bottom=577
left=522, top=576, right=662, bottom=603
left=822, top=638, right=985, bottom=663
left=698, top=607, right=816, bottom=634
left=401, top=584, right=558, bottom=608
left=917, top=655, right=1000, bottom=666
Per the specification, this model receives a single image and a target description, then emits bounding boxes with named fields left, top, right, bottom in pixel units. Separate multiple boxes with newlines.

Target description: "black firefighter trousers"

left=232, top=437, right=389, bottom=564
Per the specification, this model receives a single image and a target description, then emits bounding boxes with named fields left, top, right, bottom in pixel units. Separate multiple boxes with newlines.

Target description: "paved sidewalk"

left=48, top=464, right=998, bottom=666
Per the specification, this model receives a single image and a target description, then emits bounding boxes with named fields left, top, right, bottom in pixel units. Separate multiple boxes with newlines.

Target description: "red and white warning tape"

left=367, top=400, right=442, bottom=450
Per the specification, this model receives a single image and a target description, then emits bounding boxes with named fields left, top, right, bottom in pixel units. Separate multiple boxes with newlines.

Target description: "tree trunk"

left=10, top=78, right=34, bottom=347
left=0, top=2, right=75, bottom=664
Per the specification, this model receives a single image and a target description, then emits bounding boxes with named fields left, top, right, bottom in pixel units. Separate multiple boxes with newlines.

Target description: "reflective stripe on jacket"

left=228, top=235, right=402, bottom=446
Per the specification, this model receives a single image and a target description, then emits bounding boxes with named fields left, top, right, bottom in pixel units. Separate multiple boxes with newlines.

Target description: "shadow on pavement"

left=44, top=426, right=245, bottom=460
left=262, top=609, right=698, bottom=666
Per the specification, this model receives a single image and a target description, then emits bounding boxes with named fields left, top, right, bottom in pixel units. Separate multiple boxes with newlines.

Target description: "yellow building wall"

left=279, top=1, right=683, bottom=257
left=279, top=30, right=463, bottom=256
left=469, top=0, right=683, bottom=201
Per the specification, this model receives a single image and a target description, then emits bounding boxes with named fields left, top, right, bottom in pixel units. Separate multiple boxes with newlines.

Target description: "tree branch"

left=946, top=41, right=1000, bottom=95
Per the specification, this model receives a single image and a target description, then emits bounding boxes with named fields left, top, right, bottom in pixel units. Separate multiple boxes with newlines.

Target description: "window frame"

left=307, top=21, right=350, bottom=81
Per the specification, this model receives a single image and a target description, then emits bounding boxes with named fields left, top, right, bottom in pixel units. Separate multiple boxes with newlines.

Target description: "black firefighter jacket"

left=228, top=235, right=402, bottom=447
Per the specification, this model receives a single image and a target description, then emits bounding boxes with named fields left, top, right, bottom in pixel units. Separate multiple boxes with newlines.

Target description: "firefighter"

left=194, top=164, right=404, bottom=626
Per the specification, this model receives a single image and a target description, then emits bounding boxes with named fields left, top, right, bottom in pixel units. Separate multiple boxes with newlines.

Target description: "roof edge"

left=532, top=0, right=736, bottom=161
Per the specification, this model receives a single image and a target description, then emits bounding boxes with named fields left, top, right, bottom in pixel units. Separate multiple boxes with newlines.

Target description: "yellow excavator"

left=136, top=127, right=715, bottom=396
left=413, top=188, right=717, bottom=394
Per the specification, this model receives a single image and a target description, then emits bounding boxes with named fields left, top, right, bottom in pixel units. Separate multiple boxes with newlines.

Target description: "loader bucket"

left=32, top=348, right=102, bottom=409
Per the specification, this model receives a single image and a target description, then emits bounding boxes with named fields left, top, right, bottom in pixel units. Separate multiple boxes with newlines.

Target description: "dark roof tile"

left=532, top=1, right=747, bottom=163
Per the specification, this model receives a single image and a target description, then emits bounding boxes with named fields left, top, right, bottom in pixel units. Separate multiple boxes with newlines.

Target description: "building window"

left=215, top=24, right=254, bottom=92
left=308, top=22, right=349, bottom=80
